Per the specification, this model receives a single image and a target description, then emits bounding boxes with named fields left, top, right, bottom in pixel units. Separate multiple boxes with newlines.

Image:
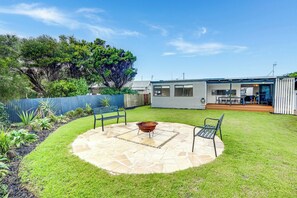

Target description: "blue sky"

left=0, top=0, right=296, bottom=80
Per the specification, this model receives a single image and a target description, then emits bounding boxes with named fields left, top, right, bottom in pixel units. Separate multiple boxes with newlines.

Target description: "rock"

left=7, top=150, right=17, bottom=160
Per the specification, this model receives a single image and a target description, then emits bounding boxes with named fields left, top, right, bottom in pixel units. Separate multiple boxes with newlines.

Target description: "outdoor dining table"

left=218, top=96, right=241, bottom=104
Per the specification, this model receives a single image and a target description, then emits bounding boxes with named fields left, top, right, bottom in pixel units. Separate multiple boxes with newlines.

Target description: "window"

left=211, top=89, right=237, bottom=95
left=153, top=85, right=170, bottom=96
left=174, top=85, right=193, bottom=97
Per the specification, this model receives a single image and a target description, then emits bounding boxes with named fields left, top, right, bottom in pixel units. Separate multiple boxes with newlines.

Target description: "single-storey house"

left=151, top=76, right=296, bottom=115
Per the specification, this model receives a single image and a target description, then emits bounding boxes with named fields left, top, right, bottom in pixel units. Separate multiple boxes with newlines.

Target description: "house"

left=90, top=81, right=151, bottom=95
left=124, top=81, right=151, bottom=94
left=151, top=76, right=296, bottom=114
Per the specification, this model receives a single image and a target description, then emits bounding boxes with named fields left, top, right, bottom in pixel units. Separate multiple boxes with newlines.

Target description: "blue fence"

left=6, top=95, right=124, bottom=122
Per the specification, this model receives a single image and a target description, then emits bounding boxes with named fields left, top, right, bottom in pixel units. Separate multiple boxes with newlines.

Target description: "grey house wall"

left=151, top=81, right=207, bottom=109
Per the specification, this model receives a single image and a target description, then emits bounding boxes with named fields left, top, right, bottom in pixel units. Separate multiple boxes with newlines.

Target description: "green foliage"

left=0, top=154, right=9, bottom=179
left=46, top=78, right=89, bottom=97
left=30, top=118, right=52, bottom=131
left=0, top=130, right=10, bottom=155
left=287, top=72, right=297, bottom=77
left=99, top=87, right=137, bottom=95
left=17, top=110, right=36, bottom=126
left=1, top=34, right=137, bottom=98
left=92, top=44, right=137, bottom=89
left=8, top=129, right=38, bottom=148
left=36, top=99, right=56, bottom=118
left=100, top=97, right=110, bottom=107
left=49, top=114, right=69, bottom=124
left=74, top=108, right=84, bottom=117
left=84, top=104, right=93, bottom=115
left=0, top=183, right=9, bottom=198
left=0, top=102, right=9, bottom=127
left=0, top=35, right=32, bottom=102
left=0, top=159, right=9, bottom=178
left=64, top=110, right=76, bottom=119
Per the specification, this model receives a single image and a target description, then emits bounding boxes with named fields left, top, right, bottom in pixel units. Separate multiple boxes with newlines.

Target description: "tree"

left=18, top=35, right=97, bottom=96
left=92, top=41, right=137, bottom=90
left=46, top=78, right=89, bottom=97
left=287, top=72, right=297, bottom=77
left=0, top=35, right=32, bottom=102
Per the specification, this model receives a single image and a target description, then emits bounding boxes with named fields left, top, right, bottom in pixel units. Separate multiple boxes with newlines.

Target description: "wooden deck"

left=206, top=104, right=274, bottom=112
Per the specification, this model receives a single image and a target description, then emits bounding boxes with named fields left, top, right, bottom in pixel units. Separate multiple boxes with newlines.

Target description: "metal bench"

left=192, top=114, right=224, bottom=157
left=93, top=106, right=127, bottom=131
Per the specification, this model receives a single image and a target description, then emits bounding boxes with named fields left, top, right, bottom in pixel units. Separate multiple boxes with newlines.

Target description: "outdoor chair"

left=192, top=114, right=224, bottom=157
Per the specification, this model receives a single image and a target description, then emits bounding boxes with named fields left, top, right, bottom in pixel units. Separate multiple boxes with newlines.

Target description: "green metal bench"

left=192, top=114, right=224, bottom=157
left=93, top=106, right=126, bottom=131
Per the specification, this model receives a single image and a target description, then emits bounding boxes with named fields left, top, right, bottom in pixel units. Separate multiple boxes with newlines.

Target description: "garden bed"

left=2, top=123, right=68, bottom=197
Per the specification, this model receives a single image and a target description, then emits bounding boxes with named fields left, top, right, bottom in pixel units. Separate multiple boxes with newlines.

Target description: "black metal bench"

left=93, top=106, right=126, bottom=131
left=192, top=114, right=224, bottom=157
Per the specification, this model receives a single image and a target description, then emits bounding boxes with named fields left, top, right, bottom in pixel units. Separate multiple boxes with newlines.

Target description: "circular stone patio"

left=72, top=122, right=224, bottom=174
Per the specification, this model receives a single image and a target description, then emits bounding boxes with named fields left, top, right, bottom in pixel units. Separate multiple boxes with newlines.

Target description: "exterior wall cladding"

left=151, top=81, right=207, bottom=109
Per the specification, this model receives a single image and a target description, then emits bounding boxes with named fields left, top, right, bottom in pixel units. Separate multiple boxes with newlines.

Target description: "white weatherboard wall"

left=295, top=91, right=297, bottom=115
left=274, top=78, right=295, bottom=114
left=207, top=84, right=241, bottom=103
left=151, top=81, right=207, bottom=109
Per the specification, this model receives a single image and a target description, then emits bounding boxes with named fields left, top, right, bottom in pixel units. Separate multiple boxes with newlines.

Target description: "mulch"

left=2, top=122, right=68, bottom=198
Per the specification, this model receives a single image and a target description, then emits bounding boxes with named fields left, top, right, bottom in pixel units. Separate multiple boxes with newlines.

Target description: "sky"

left=0, top=0, right=296, bottom=81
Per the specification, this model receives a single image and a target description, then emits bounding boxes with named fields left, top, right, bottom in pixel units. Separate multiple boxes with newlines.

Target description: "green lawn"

left=20, top=106, right=297, bottom=197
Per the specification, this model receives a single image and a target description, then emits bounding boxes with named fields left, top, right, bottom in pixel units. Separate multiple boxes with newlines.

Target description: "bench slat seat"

left=192, top=114, right=224, bottom=157
left=93, top=106, right=127, bottom=131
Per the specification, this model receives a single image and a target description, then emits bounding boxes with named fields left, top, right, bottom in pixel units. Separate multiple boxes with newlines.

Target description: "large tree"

left=92, top=39, right=137, bottom=90
left=18, top=35, right=96, bottom=96
left=0, top=35, right=31, bottom=102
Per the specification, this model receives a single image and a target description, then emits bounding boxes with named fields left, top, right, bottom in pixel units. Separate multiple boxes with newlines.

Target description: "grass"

left=20, top=106, right=297, bottom=197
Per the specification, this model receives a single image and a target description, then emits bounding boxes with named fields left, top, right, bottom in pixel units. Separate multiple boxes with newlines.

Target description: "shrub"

left=99, top=87, right=137, bottom=95
left=0, top=155, right=9, bottom=178
left=30, top=118, right=52, bottom=131
left=56, top=115, right=69, bottom=124
left=8, top=129, right=38, bottom=148
left=17, top=110, right=36, bottom=126
left=36, top=99, right=56, bottom=118
left=0, top=130, right=11, bottom=155
left=64, top=110, right=76, bottom=119
left=49, top=114, right=69, bottom=124
left=0, top=183, right=9, bottom=198
left=74, top=108, right=84, bottom=117
left=100, top=96, right=110, bottom=107
left=0, top=103, right=9, bottom=128
left=84, top=103, right=93, bottom=115
left=46, top=78, right=89, bottom=97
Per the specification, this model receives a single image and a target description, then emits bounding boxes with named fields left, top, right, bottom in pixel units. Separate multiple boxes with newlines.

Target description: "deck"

left=206, top=104, right=274, bottom=112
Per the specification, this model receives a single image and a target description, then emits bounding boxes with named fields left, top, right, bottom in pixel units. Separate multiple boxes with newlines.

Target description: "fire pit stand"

left=136, top=122, right=158, bottom=138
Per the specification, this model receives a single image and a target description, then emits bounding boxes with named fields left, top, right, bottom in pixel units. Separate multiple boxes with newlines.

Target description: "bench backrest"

left=93, top=106, right=119, bottom=115
left=216, top=114, right=224, bottom=131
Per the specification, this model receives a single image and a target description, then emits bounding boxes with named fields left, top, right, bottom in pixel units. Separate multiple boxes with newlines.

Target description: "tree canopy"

left=0, top=35, right=31, bottom=102
left=0, top=34, right=138, bottom=99
left=92, top=41, right=137, bottom=90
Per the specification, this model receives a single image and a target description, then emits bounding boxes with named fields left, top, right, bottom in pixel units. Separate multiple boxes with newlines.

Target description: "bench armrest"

left=204, top=117, right=219, bottom=126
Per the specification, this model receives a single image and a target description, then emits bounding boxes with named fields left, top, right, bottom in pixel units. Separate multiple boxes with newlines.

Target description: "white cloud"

left=87, top=25, right=141, bottom=38
left=168, top=38, right=247, bottom=56
left=144, top=23, right=168, bottom=36
left=76, top=8, right=104, bottom=14
left=0, top=3, right=140, bottom=38
left=194, top=27, right=207, bottom=37
left=162, top=52, right=176, bottom=56
left=0, top=3, right=79, bottom=29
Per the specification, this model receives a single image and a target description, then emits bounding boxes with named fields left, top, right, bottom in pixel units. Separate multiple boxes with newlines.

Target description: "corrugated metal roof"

left=151, top=76, right=280, bottom=84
